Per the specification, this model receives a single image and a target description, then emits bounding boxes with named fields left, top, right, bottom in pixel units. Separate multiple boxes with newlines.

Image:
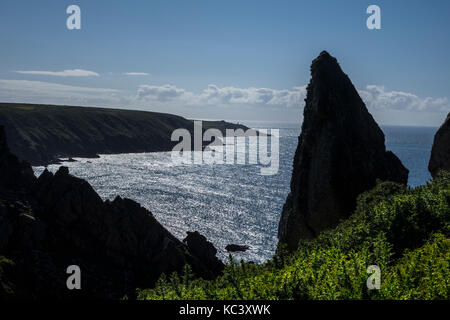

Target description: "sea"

left=33, top=122, right=438, bottom=263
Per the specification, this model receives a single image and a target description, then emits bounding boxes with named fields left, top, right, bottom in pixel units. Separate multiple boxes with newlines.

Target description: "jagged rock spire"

left=278, top=51, right=408, bottom=251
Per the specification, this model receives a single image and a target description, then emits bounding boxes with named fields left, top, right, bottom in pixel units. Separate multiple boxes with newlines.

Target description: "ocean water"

left=33, top=123, right=438, bottom=263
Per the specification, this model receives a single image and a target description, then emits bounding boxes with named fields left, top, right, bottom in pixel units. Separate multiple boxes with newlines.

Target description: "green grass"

left=137, top=172, right=450, bottom=300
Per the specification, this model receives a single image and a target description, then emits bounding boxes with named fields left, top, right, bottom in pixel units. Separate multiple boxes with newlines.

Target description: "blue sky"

left=0, top=0, right=449, bottom=126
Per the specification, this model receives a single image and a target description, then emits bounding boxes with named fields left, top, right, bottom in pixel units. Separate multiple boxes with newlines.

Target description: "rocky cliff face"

left=0, top=125, right=223, bottom=299
left=0, top=103, right=251, bottom=166
left=429, top=113, right=450, bottom=178
left=278, top=51, right=409, bottom=251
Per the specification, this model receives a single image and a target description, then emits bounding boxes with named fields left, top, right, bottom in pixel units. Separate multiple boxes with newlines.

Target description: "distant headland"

left=0, top=103, right=250, bottom=166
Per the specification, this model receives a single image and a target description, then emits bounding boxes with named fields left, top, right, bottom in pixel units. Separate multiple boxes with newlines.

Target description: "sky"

left=0, top=0, right=449, bottom=126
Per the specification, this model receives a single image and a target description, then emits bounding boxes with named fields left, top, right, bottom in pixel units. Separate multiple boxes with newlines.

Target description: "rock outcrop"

left=429, top=113, right=450, bottom=178
left=183, top=231, right=225, bottom=276
left=0, top=126, right=223, bottom=299
left=225, top=244, right=250, bottom=253
left=278, top=51, right=409, bottom=251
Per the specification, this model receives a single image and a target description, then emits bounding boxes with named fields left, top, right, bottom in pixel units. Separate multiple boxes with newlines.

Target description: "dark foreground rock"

left=278, top=51, right=409, bottom=251
left=0, top=127, right=35, bottom=193
left=184, top=231, right=225, bottom=276
left=429, top=113, right=450, bottom=178
left=0, top=126, right=223, bottom=299
left=225, top=244, right=250, bottom=252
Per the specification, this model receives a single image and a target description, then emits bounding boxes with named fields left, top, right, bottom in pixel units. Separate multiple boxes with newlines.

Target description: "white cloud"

left=123, top=72, right=149, bottom=76
left=197, top=85, right=306, bottom=107
left=0, top=79, right=127, bottom=107
left=359, top=85, right=450, bottom=112
left=14, top=69, right=99, bottom=77
left=134, top=83, right=450, bottom=113
left=137, top=84, right=190, bottom=101
left=137, top=84, right=307, bottom=108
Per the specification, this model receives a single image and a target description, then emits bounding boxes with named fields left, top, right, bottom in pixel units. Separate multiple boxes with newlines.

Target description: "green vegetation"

left=137, top=172, right=450, bottom=300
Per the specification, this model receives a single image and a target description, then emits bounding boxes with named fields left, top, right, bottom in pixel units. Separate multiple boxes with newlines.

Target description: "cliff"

left=278, top=51, right=409, bottom=251
left=429, top=112, right=450, bottom=178
left=0, top=125, right=223, bottom=299
left=0, top=103, right=250, bottom=166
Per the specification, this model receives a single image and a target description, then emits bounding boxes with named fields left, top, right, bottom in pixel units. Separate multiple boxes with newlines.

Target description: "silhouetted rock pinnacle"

left=429, top=113, right=450, bottom=178
left=278, top=51, right=409, bottom=251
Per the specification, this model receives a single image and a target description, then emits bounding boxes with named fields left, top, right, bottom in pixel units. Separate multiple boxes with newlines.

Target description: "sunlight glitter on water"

left=33, top=132, right=296, bottom=263
left=32, top=125, right=436, bottom=263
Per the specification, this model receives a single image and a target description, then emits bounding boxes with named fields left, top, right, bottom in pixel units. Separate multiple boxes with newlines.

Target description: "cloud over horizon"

left=137, top=84, right=307, bottom=108
left=0, top=79, right=125, bottom=107
left=124, top=72, right=149, bottom=76
left=0, top=79, right=448, bottom=125
left=136, top=83, right=450, bottom=113
left=359, top=85, right=449, bottom=113
left=14, top=69, right=100, bottom=77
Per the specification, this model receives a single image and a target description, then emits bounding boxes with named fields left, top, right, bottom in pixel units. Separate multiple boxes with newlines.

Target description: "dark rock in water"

left=225, top=244, right=250, bottom=252
left=429, top=113, right=450, bottom=178
left=278, top=51, right=409, bottom=251
left=0, top=126, right=223, bottom=299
